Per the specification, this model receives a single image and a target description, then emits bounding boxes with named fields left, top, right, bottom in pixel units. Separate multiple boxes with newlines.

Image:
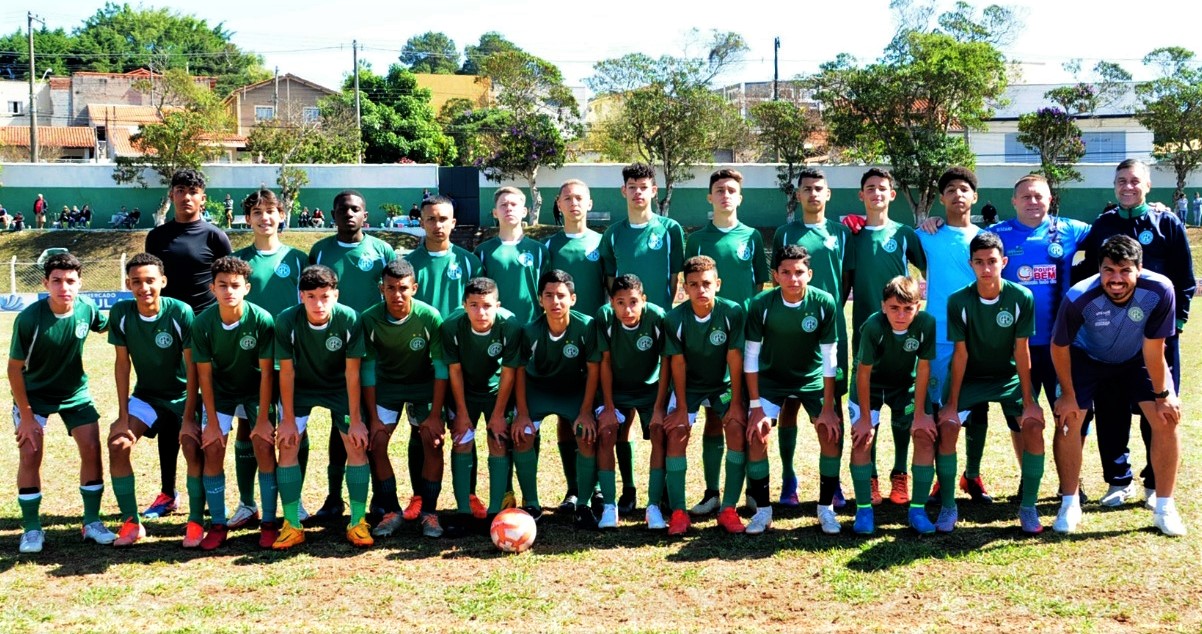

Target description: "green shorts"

left=848, top=385, right=917, bottom=429
left=292, top=391, right=351, bottom=434
left=203, top=399, right=267, bottom=435
left=760, top=388, right=825, bottom=421
left=375, top=399, right=433, bottom=427
left=612, top=390, right=658, bottom=439
left=12, top=398, right=99, bottom=433
left=953, top=375, right=1023, bottom=430
left=526, top=381, right=584, bottom=422
left=128, top=393, right=185, bottom=439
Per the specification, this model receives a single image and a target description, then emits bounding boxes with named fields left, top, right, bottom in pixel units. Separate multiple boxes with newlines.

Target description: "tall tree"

left=340, top=64, right=457, bottom=165
left=1135, top=47, right=1202, bottom=200
left=400, top=32, right=460, bottom=74
left=0, top=27, right=74, bottom=80
left=587, top=30, right=748, bottom=216
left=750, top=97, right=828, bottom=217
left=460, top=32, right=521, bottom=75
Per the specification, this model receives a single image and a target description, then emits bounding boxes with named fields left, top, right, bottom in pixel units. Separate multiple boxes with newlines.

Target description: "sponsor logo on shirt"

left=447, top=262, right=463, bottom=280
left=275, top=262, right=291, bottom=278
left=518, top=252, right=535, bottom=267
left=647, top=233, right=664, bottom=250
left=563, top=343, right=580, bottom=358
left=1016, top=264, right=1057, bottom=283
left=1138, top=230, right=1154, bottom=245
left=801, top=316, right=819, bottom=332
left=882, top=238, right=898, bottom=253
left=708, top=330, right=727, bottom=346
left=239, top=335, right=257, bottom=350
left=996, top=310, right=1015, bottom=328
left=75, top=321, right=89, bottom=339
left=487, top=342, right=503, bottom=357
left=155, top=332, right=173, bottom=348
left=903, top=337, right=920, bottom=352
left=1128, top=306, right=1145, bottom=323
left=586, top=249, right=600, bottom=262
left=636, top=335, right=654, bottom=351
left=409, top=337, right=427, bottom=351
left=357, top=254, right=376, bottom=272
left=325, top=336, right=343, bottom=352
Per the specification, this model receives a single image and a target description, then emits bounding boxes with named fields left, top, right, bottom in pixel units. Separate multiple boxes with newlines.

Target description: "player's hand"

left=747, top=411, right=772, bottom=444
left=250, top=420, right=275, bottom=446
left=367, top=417, right=388, bottom=451
left=1156, top=393, right=1181, bottom=426
left=1052, top=394, right=1084, bottom=435
left=179, top=421, right=202, bottom=447
left=841, top=214, right=867, bottom=235
left=451, top=415, right=471, bottom=446
left=419, top=415, right=445, bottom=449
left=911, top=412, right=937, bottom=444
left=937, top=404, right=960, bottom=427
left=487, top=412, right=510, bottom=442
left=575, top=413, right=597, bottom=443
left=649, top=408, right=666, bottom=431
left=664, top=407, right=688, bottom=431
left=511, top=413, right=534, bottom=444
left=723, top=404, right=747, bottom=428
left=815, top=408, right=841, bottom=444
left=201, top=418, right=225, bottom=450
left=346, top=420, right=369, bottom=450
left=851, top=416, right=874, bottom=449
left=1021, top=402, right=1045, bottom=431
left=277, top=417, right=300, bottom=450
left=106, top=417, right=134, bottom=451
left=919, top=216, right=944, bottom=235
left=598, top=406, right=620, bottom=431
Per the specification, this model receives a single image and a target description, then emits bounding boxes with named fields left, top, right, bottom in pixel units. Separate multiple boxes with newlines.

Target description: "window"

left=302, top=106, right=320, bottom=123
left=254, top=105, right=275, bottom=121
left=7, top=101, right=22, bottom=115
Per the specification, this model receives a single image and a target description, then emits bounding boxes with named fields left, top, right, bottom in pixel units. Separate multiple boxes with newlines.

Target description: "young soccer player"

left=9, top=253, right=113, bottom=553
left=107, top=253, right=199, bottom=547
left=745, top=245, right=841, bottom=534
left=936, top=232, right=1045, bottom=534
left=848, top=276, right=937, bottom=535
left=190, top=256, right=278, bottom=548
left=593, top=274, right=669, bottom=528
left=406, top=195, right=483, bottom=319
left=441, top=278, right=524, bottom=519
left=360, top=259, right=451, bottom=538
left=599, top=163, right=686, bottom=311
left=546, top=180, right=607, bottom=316
left=660, top=256, right=746, bottom=534
left=513, top=270, right=601, bottom=526
left=476, top=187, right=550, bottom=326
left=272, top=265, right=370, bottom=549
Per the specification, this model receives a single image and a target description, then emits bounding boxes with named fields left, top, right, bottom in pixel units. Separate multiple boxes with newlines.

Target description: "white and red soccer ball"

left=490, top=508, right=537, bottom=553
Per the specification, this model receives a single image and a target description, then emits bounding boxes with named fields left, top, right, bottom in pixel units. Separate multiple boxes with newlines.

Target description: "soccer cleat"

left=716, top=507, right=745, bottom=534
left=81, top=521, right=117, bottom=545
left=182, top=521, right=204, bottom=548
left=347, top=518, right=374, bottom=547
left=271, top=521, right=305, bottom=550
left=746, top=507, right=773, bottom=535
left=908, top=507, right=936, bottom=535
left=617, top=487, right=638, bottom=515
left=869, top=476, right=883, bottom=506
left=468, top=494, right=488, bottom=519
left=227, top=503, right=260, bottom=529
left=1143, top=488, right=1157, bottom=511
left=521, top=506, right=544, bottom=524
left=313, top=496, right=346, bottom=521
left=817, top=505, right=841, bottom=535
left=19, top=529, right=44, bottom=553
left=1018, top=505, right=1043, bottom=534
left=1078, top=482, right=1089, bottom=505
left=575, top=505, right=599, bottom=530
left=667, top=509, right=691, bottom=536
left=402, top=496, right=423, bottom=522
left=1053, top=501, right=1082, bottom=534
left=1153, top=503, right=1188, bottom=537
left=832, top=482, right=848, bottom=509
left=853, top=507, right=875, bottom=535
left=689, top=490, right=720, bottom=516
left=420, top=513, right=444, bottom=538
left=598, top=504, right=619, bottom=529
left=889, top=473, right=911, bottom=505
left=258, top=522, right=280, bottom=549
left=960, top=474, right=994, bottom=504
left=200, top=524, right=229, bottom=551
left=646, top=505, right=667, bottom=530
left=372, top=512, right=404, bottom=537
left=113, top=518, right=146, bottom=547
left=557, top=493, right=578, bottom=513
left=590, top=490, right=605, bottom=516
left=935, top=506, right=959, bottom=533
left=142, top=491, right=179, bottom=519
left=501, top=491, right=517, bottom=510
left=779, top=475, right=801, bottom=507
left=1099, top=483, right=1137, bottom=507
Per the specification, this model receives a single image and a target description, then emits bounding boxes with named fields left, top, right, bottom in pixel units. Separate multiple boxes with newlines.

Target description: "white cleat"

left=645, top=505, right=667, bottom=530
left=598, top=504, right=619, bottom=529
left=745, top=507, right=773, bottom=535
left=19, top=529, right=44, bottom=553
left=817, top=504, right=841, bottom=534
left=81, top=521, right=117, bottom=545
left=1052, top=501, right=1082, bottom=534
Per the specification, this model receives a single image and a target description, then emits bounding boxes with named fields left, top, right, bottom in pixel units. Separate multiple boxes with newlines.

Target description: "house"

left=0, top=79, right=50, bottom=127
left=413, top=73, right=493, bottom=115
left=50, top=69, right=215, bottom=128
left=0, top=126, right=97, bottom=161
left=225, top=73, right=338, bottom=136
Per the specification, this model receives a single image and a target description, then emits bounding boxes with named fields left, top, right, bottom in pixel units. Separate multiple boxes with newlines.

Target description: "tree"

left=439, top=98, right=508, bottom=167
left=750, top=97, right=828, bottom=216
left=1135, top=47, right=1202, bottom=200
left=400, top=32, right=460, bottom=74
left=0, top=26, right=74, bottom=80
left=587, top=30, right=748, bottom=216
left=460, top=32, right=521, bottom=75
left=341, top=64, right=456, bottom=165
left=111, top=68, right=234, bottom=224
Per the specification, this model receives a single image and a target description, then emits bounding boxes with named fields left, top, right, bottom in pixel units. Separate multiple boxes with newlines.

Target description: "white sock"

left=1061, top=493, right=1079, bottom=508
left=1155, top=496, right=1174, bottom=514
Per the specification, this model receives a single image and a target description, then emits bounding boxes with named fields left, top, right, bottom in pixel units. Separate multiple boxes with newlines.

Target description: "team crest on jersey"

left=636, top=335, right=654, bottom=351
left=155, top=332, right=173, bottom=348
left=1128, top=306, right=1146, bottom=323
left=1047, top=243, right=1065, bottom=259
left=825, top=235, right=839, bottom=250
left=996, top=310, right=1015, bottom=328
left=518, top=252, right=535, bottom=267
left=447, top=262, right=463, bottom=280
left=409, top=337, right=427, bottom=351
left=1138, top=230, right=1154, bottom=245
left=325, top=336, right=343, bottom=352
left=563, top=343, right=580, bottom=358
left=801, top=316, right=819, bottom=332
left=357, top=254, right=376, bottom=272
left=882, top=238, right=898, bottom=253
left=709, top=330, right=727, bottom=346
left=586, top=249, right=600, bottom=262
left=74, top=321, right=89, bottom=339
left=647, top=233, right=664, bottom=250
left=275, top=262, right=292, bottom=278
left=239, top=335, right=257, bottom=350
left=487, top=342, right=503, bottom=357
left=737, top=243, right=752, bottom=261
left=903, top=337, right=920, bottom=352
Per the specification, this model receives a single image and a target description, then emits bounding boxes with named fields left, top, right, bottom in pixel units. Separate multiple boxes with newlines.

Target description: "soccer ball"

left=490, top=508, right=537, bottom=553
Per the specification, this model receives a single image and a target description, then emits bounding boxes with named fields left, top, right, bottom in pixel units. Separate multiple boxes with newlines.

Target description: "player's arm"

left=196, top=361, right=223, bottom=448
left=815, top=340, right=840, bottom=442
left=1013, top=337, right=1044, bottom=427
left=938, top=341, right=968, bottom=424
left=663, top=354, right=688, bottom=431
left=251, top=358, right=275, bottom=445
left=912, top=359, right=935, bottom=442
left=724, top=348, right=746, bottom=426
left=576, top=362, right=600, bottom=441
left=597, top=351, right=620, bottom=428
left=852, top=361, right=875, bottom=447
left=113, top=345, right=132, bottom=426
left=512, top=367, right=533, bottom=444
left=651, top=354, right=671, bottom=429
left=277, top=359, right=299, bottom=449
left=344, top=357, right=366, bottom=449
left=489, top=366, right=517, bottom=441
left=743, top=338, right=772, bottom=444
left=447, top=363, right=472, bottom=440
left=1143, top=336, right=1179, bottom=424
left=7, top=358, right=39, bottom=449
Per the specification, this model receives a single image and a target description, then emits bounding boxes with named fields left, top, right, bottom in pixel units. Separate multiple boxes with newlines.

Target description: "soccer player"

left=476, top=187, right=549, bottom=327
left=599, top=162, right=686, bottom=311
left=272, top=265, right=370, bottom=549
left=107, top=253, right=199, bottom=547
left=308, top=190, right=396, bottom=521
left=360, top=259, right=451, bottom=538
left=848, top=276, right=937, bottom=535
left=142, top=168, right=231, bottom=520
left=745, top=245, right=841, bottom=534
left=190, top=256, right=277, bottom=549
left=660, top=257, right=746, bottom=534
left=937, top=232, right=1045, bottom=534
left=406, top=195, right=483, bottom=319
left=513, top=270, right=601, bottom=526
left=9, top=254, right=114, bottom=553
left=441, top=278, right=524, bottom=519
left=593, top=274, right=669, bottom=528
left=545, top=180, right=607, bottom=316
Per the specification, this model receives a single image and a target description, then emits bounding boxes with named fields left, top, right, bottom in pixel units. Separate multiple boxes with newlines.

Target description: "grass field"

left=0, top=229, right=1199, bottom=633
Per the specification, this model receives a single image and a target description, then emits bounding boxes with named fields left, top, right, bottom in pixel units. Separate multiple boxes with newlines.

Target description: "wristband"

left=749, top=399, right=762, bottom=408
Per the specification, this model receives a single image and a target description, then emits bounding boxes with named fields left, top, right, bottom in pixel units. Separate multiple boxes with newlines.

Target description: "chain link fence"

left=7, top=254, right=127, bottom=294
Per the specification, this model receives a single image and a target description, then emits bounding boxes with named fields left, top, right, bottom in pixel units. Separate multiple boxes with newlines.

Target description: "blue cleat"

left=935, top=505, right=958, bottom=533
left=909, top=507, right=936, bottom=534
left=779, top=475, right=801, bottom=507
left=1018, top=505, right=1043, bottom=535
left=831, top=482, right=847, bottom=509
left=853, top=506, right=875, bottom=535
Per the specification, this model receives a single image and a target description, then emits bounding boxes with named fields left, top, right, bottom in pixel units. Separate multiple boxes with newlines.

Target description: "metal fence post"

left=119, top=253, right=127, bottom=290
left=9, top=256, right=15, bottom=295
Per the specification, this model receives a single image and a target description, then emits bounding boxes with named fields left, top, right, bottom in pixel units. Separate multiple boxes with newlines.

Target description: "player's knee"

left=598, top=423, right=617, bottom=446
left=202, top=442, right=225, bottom=463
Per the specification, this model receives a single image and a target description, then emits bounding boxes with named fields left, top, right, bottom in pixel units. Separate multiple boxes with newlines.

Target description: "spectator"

left=311, top=207, right=325, bottom=228
left=1192, top=192, right=1202, bottom=227
left=0, top=203, right=9, bottom=230
left=408, top=203, right=420, bottom=224
left=33, top=193, right=46, bottom=229
left=224, top=193, right=235, bottom=228
left=12, top=211, right=25, bottom=231
left=421, top=188, right=431, bottom=202
left=80, top=204, right=92, bottom=228
left=1175, top=193, right=1188, bottom=218
left=57, top=206, right=70, bottom=229
left=69, top=205, right=81, bottom=229
left=128, top=208, right=141, bottom=227
left=298, top=207, right=311, bottom=228
left=981, top=201, right=998, bottom=225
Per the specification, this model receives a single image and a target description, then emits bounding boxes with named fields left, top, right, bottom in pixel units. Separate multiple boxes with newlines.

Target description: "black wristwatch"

left=1154, top=389, right=1171, bottom=399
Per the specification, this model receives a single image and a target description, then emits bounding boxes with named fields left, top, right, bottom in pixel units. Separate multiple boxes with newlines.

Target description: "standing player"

left=309, top=190, right=397, bottom=521
left=599, top=163, right=686, bottom=311
left=191, top=256, right=277, bottom=548
left=272, top=265, right=370, bottom=549
left=937, top=233, right=1045, bottom=534
left=1050, top=236, right=1185, bottom=536
left=107, top=254, right=199, bottom=546
left=9, top=254, right=113, bottom=553
left=143, top=168, right=232, bottom=520
left=745, top=245, right=841, bottom=534
left=406, top=196, right=482, bottom=319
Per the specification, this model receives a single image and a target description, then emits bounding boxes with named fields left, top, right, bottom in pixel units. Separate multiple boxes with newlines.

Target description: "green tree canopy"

left=400, top=32, right=460, bottom=74
left=341, top=64, right=456, bottom=165
left=460, top=32, right=521, bottom=75
left=1136, top=47, right=1202, bottom=199
left=750, top=97, right=827, bottom=215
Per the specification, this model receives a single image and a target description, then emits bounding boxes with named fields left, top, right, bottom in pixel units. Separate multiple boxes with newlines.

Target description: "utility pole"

left=773, top=37, right=780, bottom=101
left=353, top=40, right=362, bottom=164
left=273, top=66, right=279, bottom=116
left=27, top=12, right=44, bottom=163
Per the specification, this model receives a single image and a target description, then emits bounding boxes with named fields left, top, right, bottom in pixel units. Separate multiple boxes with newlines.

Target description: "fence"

left=2, top=255, right=130, bottom=312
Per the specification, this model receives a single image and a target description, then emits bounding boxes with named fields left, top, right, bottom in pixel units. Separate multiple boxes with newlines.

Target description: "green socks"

left=346, top=464, right=370, bottom=525
left=487, top=456, right=511, bottom=514
left=452, top=452, right=474, bottom=514
left=1020, top=451, right=1044, bottom=507
left=558, top=441, right=577, bottom=497
left=648, top=468, right=665, bottom=506
left=576, top=453, right=598, bottom=507
left=850, top=463, right=873, bottom=508
left=80, top=483, right=104, bottom=525
left=911, top=464, right=935, bottom=507
left=666, top=456, right=687, bottom=512
left=186, top=475, right=205, bottom=524
left=18, top=493, right=41, bottom=532
left=721, top=450, right=746, bottom=509
left=599, top=469, right=616, bottom=506
left=277, top=465, right=303, bottom=526
left=936, top=453, right=957, bottom=509
left=234, top=440, right=257, bottom=506
left=778, top=425, right=799, bottom=483
left=258, top=471, right=278, bottom=523
left=616, top=441, right=635, bottom=490
left=203, top=474, right=227, bottom=525
left=702, top=435, right=724, bottom=491
left=112, top=475, right=139, bottom=522
left=513, top=449, right=540, bottom=509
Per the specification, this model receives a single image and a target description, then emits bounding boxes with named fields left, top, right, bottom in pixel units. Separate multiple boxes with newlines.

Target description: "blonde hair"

left=493, top=186, right=525, bottom=205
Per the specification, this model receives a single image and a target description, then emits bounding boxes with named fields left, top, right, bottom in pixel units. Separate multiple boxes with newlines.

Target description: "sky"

left=4, top=0, right=1195, bottom=94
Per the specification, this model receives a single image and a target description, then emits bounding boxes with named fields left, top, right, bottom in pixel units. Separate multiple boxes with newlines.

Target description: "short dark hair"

left=211, top=255, right=252, bottom=280
left=610, top=274, right=644, bottom=296
left=938, top=166, right=977, bottom=193
left=773, top=244, right=811, bottom=269
left=969, top=231, right=1004, bottom=258
left=682, top=255, right=717, bottom=276
left=1099, top=235, right=1142, bottom=268
left=622, top=162, right=656, bottom=184
left=464, top=276, right=498, bottom=300
left=1116, top=158, right=1149, bottom=175
left=860, top=167, right=894, bottom=189
left=333, top=190, right=365, bottom=209
left=538, top=269, right=575, bottom=295
left=382, top=258, right=415, bottom=281
left=243, top=187, right=281, bottom=214
left=43, top=252, right=82, bottom=278
left=797, top=167, right=826, bottom=186
left=126, top=252, right=165, bottom=275
left=881, top=276, right=921, bottom=304
left=709, top=168, right=743, bottom=190
left=420, top=195, right=455, bottom=214
left=170, top=168, right=206, bottom=190
left=299, top=265, right=338, bottom=291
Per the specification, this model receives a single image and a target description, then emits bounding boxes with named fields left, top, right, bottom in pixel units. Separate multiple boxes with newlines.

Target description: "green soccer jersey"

left=544, top=229, right=607, bottom=316
left=108, top=297, right=194, bottom=402
left=946, top=280, right=1035, bottom=381
left=405, top=244, right=482, bottom=319
left=190, top=301, right=275, bottom=404
left=847, top=220, right=927, bottom=350
left=308, top=235, right=397, bottom=313
left=746, top=287, right=838, bottom=393
left=856, top=310, right=937, bottom=390
left=274, top=303, right=366, bottom=392
left=233, top=244, right=306, bottom=316
left=9, top=296, right=107, bottom=405
left=685, top=222, right=769, bottom=307
left=360, top=299, right=446, bottom=403
left=593, top=302, right=666, bottom=397
left=663, top=296, right=746, bottom=395
left=475, top=236, right=549, bottom=326
left=773, top=219, right=851, bottom=308
left=521, top=311, right=601, bottom=388
left=598, top=216, right=686, bottom=309
left=440, top=307, right=524, bottom=400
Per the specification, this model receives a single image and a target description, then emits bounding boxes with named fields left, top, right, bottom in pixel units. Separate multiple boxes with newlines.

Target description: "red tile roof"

left=87, top=104, right=180, bottom=127
left=0, top=126, right=96, bottom=148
